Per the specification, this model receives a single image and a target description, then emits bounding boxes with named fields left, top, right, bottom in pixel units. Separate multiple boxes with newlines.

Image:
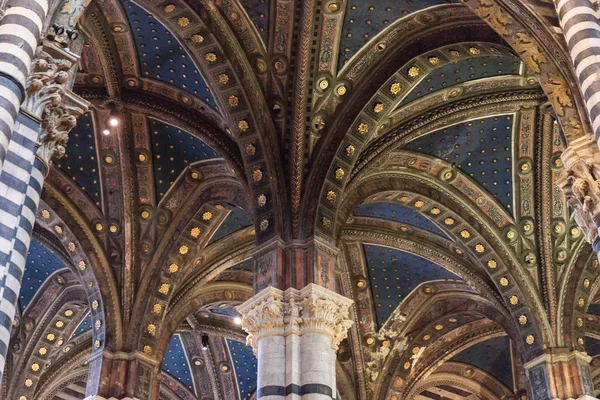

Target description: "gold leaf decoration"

left=476, top=0, right=512, bottom=36
left=545, top=72, right=572, bottom=116
left=513, top=33, right=547, bottom=73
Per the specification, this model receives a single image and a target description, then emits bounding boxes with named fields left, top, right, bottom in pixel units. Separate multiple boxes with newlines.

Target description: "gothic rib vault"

left=1, top=0, right=600, bottom=399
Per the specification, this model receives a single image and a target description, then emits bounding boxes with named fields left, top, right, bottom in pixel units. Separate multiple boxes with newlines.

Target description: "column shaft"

left=0, top=0, right=48, bottom=172
left=0, top=112, right=41, bottom=377
left=554, top=0, right=600, bottom=140
left=238, top=284, right=352, bottom=400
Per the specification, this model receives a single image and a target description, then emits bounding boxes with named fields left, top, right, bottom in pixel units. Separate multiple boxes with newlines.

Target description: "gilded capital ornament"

left=558, top=136, right=600, bottom=244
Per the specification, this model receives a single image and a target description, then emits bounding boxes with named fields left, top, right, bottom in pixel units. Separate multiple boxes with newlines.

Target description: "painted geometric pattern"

left=451, top=336, right=513, bottom=389
left=149, top=118, right=220, bottom=201
left=405, top=115, right=514, bottom=212
left=239, top=0, right=270, bottom=43
left=55, top=112, right=101, bottom=206
left=73, top=312, right=93, bottom=336
left=227, top=339, right=257, bottom=400
left=209, top=207, right=253, bottom=243
left=338, top=0, right=457, bottom=69
left=363, top=244, right=460, bottom=327
left=400, top=55, right=521, bottom=105
left=20, top=240, right=68, bottom=312
left=354, top=202, right=447, bottom=237
left=122, top=0, right=217, bottom=108
left=162, top=334, right=195, bottom=394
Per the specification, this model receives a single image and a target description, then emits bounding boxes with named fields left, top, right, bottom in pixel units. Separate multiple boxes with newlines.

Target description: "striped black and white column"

left=554, top=0, right=600, bottom=140
left=0, top=111, right=43, bottom=377
left=0, top=0, right=48, bottom=173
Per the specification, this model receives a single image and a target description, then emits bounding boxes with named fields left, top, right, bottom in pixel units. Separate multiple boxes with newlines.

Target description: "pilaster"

left=524, top=349, right=595, bottom=399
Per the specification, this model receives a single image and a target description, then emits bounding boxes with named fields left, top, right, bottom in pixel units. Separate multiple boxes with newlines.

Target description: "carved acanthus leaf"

left=24, top=49, right=88, bottom=164
left=559, top=140, right=600, bottom=244
left=513, top=32, right=547, bottom=73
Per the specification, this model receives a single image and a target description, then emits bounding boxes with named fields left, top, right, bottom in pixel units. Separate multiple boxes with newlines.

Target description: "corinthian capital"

left=558, top=136, right=600, bottom=244
left=297, top=284, right=353, bottom=350
left=237, top=284, right=353, bottom=353
left=23, top=44, right=89, bottom=167
left=236, top=287, right=285, bottom=351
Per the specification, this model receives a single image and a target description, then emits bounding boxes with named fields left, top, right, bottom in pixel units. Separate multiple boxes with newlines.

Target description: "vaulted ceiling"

left=9, top=0, right=600, bottom=399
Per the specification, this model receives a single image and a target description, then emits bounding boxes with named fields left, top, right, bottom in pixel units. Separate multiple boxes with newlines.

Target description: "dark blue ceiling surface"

left=55, top=112, right=101, bottom=207
left=586, top=336, right=600, bottom=357
left=239, top=0, right=269, bottom=44
left=405, top=115, right=514, bottom=212
left=149, top=118, right=220, bottom=202
left=588, top=303, right=600, bottom=316
left=451, top=336, right=513, bottom=389
left=364, top=244, right=460, bottom=327
left=338, top=1, right=457, bottom=70
left=354, top=202, right=447, bottom=237
left=73, top=312, right=92, bottom=336
left=20, top=240, right=68, bottom=312
left=209, top=207, right=253, bottom=243
left=227, top=339, right=257, bottom=400
left=400, top=55, right=521, bottom=105
left=162, top=334, right=195, bottom=394
left=123, top=0, right=217, bottom=108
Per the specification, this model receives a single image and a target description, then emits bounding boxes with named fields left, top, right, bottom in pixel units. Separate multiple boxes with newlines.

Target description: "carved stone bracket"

left=559, top=136, right=600, bottom=245
left=23, top=41, right=89, bottom=169
left=237, top=284, right=353, bottom=354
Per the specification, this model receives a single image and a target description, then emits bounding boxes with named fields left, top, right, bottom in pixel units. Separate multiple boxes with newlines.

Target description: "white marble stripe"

left=591, top=111, right=600, bottom=133
left=561, top=6, right=597, bottom=28
left=3, top=7, right=43, bottom=31
left=575, top=52, right=600, bottom=78
left=0, top=24, right=38, bottom=51
left=0, top=43, right=33, bottom=69
left=0, top=62, right=26, bottom=88
left=31, top=0, right=48, bottom=13
left=0, top=294, right=16, bottom=318
left=579, top=69, right=600, bottom=94
left=0, top=104, right=19, bottom=136
left=0, top=85, right=21, bottom=108
left=564, top=20, right=600, bottom=43
left=570, top=38, right=600, bottom=63
left=556, top=0, right=573, bottom=14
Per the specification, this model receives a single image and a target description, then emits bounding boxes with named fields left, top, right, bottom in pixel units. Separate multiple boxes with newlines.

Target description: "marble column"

left=0, top=43, right=87, bottom=380
left=237, top=284, right=353, bottom=399
left=552, top=0, right=600, bottom=141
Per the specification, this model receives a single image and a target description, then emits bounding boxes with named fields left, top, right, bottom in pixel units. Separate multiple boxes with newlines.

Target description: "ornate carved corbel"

left=558, top=136, right=600, bottom=244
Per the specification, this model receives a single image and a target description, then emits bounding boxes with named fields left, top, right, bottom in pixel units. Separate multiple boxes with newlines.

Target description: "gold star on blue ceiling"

left=239, top=0, right=269, bottom=44
left=364, top=244, right=460, bottom=327
left=73, top=312, right=92, bottom=336
left=405, top=115, right=514, bottom=213
left=209, top=207, right=253, bottom=243
left=339, top=1, right=458, bottom=70
left=227, top=339, right=257, bottom=400
left=20, top=240, right=68, bottom=312
left=123, top=0, right=217, bottom=108
left=56, top=112, right=101, bottom=207
left=399, top=55, right=521, bottom=106
left=451, top=336, right=513, bottom=389
left=162, top=334, right=195, bottom=394
left=354, top=202, right=448, bottom=238
left=149, top=118, right=221, bottom=202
